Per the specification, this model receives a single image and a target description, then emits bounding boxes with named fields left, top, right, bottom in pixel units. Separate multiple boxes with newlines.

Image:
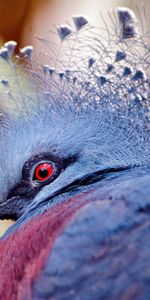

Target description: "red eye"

left=34, top=163, right=53, bottom=181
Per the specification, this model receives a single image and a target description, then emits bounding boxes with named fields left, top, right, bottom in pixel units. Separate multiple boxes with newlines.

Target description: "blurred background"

left=0, top=0, right=150, bottom=55
left=0, top=0, right=149, bottom=236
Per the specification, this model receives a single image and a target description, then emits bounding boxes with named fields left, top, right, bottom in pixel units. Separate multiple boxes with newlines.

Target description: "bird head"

left=0, top=7, right=150, bottom=221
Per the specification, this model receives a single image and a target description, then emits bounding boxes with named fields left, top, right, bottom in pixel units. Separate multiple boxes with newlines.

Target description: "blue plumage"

left=0, top=6, right=150, bottom=300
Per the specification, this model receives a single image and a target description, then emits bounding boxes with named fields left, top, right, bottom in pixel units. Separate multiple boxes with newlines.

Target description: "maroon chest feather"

left=0, top=191, right=92, bottom=300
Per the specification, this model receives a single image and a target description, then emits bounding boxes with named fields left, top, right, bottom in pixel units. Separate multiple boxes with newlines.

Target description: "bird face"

left=0, top=104, right=130, bottom=219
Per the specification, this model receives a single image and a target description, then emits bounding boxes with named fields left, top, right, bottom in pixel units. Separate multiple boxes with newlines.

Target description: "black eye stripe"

left=7, top=153, right=78, bottom=201
left=21, top=154, right=63, bottom=190
left=22, top=152, right=78, bottom=182
left=22, top=153, right=61, bottom=181
left=5, top=152, right=79, bottom=212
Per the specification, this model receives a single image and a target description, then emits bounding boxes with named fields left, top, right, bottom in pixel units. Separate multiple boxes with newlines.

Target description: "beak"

left=0, top=196, right=29, bottom=220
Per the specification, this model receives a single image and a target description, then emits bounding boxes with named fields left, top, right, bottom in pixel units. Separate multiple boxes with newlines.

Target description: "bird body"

left=0, top=6, right=150, bottom=300
left=1, top=169, right=150, bottom=300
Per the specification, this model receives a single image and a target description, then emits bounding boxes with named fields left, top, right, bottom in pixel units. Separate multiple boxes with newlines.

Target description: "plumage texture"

left=0, top=5, right=150, bottom=300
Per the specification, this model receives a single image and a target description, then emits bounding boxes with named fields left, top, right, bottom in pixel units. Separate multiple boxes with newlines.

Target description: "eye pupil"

left=34, top=163, right=53, bottom=181
left=38, top=168, right=48, bottom=178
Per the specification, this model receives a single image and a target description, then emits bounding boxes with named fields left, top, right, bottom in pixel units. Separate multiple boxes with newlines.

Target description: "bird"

left=0, top=6, right=150, bottom=300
